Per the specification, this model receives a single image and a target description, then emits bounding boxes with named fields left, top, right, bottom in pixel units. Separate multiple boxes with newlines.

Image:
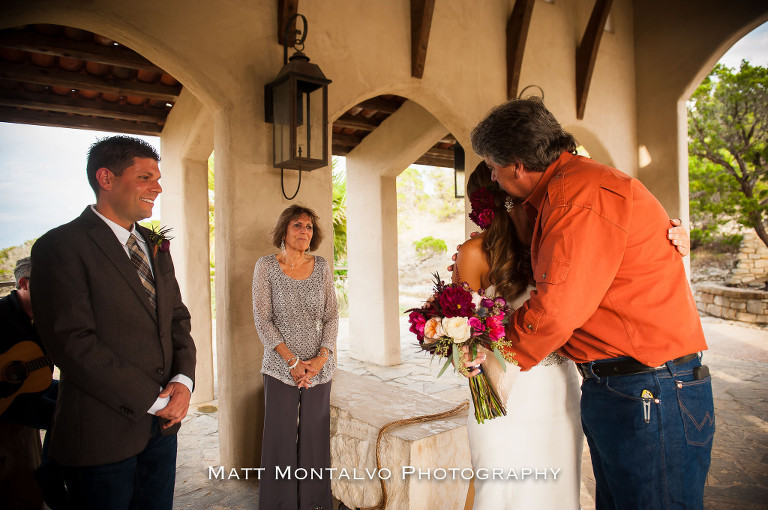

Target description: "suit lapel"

left=82, top=208, right=158, bottom=322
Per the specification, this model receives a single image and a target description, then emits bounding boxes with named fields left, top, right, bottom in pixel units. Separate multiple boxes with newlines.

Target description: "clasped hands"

left=290, top=356, right=326, bottom=389
left=155, top=381, right=191, bottom=429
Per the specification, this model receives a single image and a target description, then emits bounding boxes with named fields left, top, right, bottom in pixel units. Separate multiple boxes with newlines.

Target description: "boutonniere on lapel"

left=147, top=225, right=174, bottom=257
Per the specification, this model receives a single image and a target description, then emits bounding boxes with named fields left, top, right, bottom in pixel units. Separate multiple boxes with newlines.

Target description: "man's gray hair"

left=470, top=98, right=577, bottom=172
left=14, top=256, right=31, bottom=288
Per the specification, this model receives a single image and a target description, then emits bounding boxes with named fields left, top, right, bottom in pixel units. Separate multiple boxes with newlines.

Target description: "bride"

left=453, top=162, right=690, bottom=508
left=453, top=162, right=582, bottom=509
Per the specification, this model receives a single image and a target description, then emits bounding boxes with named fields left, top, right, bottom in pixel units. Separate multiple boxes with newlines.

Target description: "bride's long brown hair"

left=467, top=162, right=532, bottom=302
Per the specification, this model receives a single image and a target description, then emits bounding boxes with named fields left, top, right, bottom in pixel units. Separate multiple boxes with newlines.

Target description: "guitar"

left=0, top=341, right=53, bottom=416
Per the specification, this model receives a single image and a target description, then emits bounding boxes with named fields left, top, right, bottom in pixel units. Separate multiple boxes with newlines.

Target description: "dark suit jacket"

left=30, top=207, right=196, bottom=466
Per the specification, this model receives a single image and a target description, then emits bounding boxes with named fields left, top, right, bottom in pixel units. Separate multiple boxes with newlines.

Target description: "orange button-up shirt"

left=508, top=152, right=707, bottom=371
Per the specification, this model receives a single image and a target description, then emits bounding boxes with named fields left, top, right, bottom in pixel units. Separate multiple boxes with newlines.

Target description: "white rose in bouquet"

left=442, top=316, right=471, bottom=343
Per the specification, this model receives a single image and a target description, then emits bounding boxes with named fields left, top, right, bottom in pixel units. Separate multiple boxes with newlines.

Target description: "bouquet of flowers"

left=407, top=273, right=517, bottom=424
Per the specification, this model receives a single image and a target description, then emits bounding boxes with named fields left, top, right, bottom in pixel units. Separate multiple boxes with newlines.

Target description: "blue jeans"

left=580, top=356, right=714, bottom=510
left=62, top=417, right=177, bottom=510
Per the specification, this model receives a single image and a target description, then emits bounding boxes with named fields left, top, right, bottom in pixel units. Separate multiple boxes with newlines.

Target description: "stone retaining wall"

left=694, top=283, right=768, bottom=325
left=726, top=231, right=768, bottom=286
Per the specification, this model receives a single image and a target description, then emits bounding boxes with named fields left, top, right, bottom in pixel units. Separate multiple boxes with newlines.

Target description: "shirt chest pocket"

left=528, top=257, right=571, bottom=323
left=537, top=258, right=570, bottom=285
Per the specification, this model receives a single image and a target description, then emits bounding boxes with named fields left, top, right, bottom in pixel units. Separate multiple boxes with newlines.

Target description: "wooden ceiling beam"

left=331, top=133, right=363, bottom=147
left=0, top=106, right=163, bottom=136
left=277, top=0, right=300, bottom=45
left=414, top=154, right=453, bottom=167
left=423, top=147, right=453, bottom=159
left=356, top=97, right=403, bottom=114
left=0, top=61, right=181, bottom=102
left=333, top=113, right=380, bottom=131
left=331, top=144, right=350, bottom=156
left=410, top=0, right=435, bottom=78
left=0, top=30, right=164, bottom=73
left=506, top=0, right=536, bottom=99
left=0, top=89, right=169, bottom=122
left=575, top=0, right=613, bottom=119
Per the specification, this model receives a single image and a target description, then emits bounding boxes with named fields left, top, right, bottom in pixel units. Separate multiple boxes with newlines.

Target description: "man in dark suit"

left=30, top=135, right=196, bottom=510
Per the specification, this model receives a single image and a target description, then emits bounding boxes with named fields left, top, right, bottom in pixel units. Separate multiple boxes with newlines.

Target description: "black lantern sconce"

left=265, top=14, right=332, bottom=200
left=453, top=141, right=465, bottom=199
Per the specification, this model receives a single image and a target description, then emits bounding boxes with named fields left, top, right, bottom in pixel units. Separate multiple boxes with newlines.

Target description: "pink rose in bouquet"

left=408, top=311, right=427, bottom=342
left=468, top=316, right=485, bottom=335
left=486, top=314, right=506, bottom=342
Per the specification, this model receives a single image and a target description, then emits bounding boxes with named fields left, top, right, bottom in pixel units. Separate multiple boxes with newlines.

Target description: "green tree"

left=421, top=166, right=464, bottom=220
left=688, top=61, right=768, bottom=249
left=331, top=157, right=347, bottom=266
left=413, top=235, right=447, bottom=260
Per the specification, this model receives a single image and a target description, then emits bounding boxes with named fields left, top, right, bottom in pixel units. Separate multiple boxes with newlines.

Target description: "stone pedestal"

left=330, top=370, right=471, bottom=510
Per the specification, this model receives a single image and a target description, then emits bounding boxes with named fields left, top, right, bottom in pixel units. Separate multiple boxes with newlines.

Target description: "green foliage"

left=0, top=240, right=35, bottom=281
left=331, top=157, right=347, bottom=266
left=208, top=152, right=216, bottom=319
left=334, top=267, right=348, bottom=317
left=396, top=166, right=463, bottom=233
left=421, top=166, right=464, bottom=220
left=688, top=60, right=768, bottom=249
left=413, top=236, right=447, bottom=260
left=396, top=167, right=427, bottom=231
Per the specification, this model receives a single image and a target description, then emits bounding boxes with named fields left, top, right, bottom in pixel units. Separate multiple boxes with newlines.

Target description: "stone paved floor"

left=173, top=316, right=768, bottom=510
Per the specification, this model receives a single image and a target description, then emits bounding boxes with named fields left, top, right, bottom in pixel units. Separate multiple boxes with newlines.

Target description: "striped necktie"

left=126, top=233, right=157, bottom=311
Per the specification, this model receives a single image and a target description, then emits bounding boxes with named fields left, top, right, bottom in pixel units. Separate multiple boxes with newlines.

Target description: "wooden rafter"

left=0, top=89, right=169, bottom=122
left=333, top=113, right=381, bottom=131
left=330, top=94, right=454, bottom=167
left=331, top=133, right=363, bottom=147
left=506, top=0, right=535, bottom=99
left=410, top=0, right=435, bottom=78
left=356, top=97, right=402, bottom=114
left=277, top=0, right=300, bottom=44
left=0, top=61, right=182, bottom=102
left=0, top=30, right=163, bottom=73
left=0, top=106, right=163, bottom=135
left=575, top=0, right=613, bottom=119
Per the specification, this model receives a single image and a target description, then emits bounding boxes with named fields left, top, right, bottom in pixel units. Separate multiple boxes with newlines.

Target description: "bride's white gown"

left=467, top=286, right=583, bottom=509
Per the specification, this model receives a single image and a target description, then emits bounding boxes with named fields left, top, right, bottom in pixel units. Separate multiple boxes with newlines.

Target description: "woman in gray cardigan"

left=252, top=205, right=338, bottom=510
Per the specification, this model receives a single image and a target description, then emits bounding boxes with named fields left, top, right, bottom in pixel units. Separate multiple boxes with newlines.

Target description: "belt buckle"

left=577, top=363, right=594, bottom=379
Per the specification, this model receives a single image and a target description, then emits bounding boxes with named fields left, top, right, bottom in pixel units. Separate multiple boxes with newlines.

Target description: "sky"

left=0, top=21, right=767, bottom=249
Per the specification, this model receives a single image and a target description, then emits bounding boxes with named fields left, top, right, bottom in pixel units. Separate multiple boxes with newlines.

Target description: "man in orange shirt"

left=470, top=98, right=714, bottom=509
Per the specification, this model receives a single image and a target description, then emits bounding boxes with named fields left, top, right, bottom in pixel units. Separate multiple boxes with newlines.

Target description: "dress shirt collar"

left=90, top=204, right=141, bottom=246
left=522, top=151, right=576, bottom=219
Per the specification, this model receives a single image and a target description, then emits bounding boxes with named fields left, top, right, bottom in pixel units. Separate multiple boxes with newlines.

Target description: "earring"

left=504, top=196, right=515, bottom=212
left=280, top=238, right=285, bottom=251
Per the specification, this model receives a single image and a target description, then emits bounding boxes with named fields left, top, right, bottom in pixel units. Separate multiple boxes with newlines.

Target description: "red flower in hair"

left=468, top=187, right=496, bottom=230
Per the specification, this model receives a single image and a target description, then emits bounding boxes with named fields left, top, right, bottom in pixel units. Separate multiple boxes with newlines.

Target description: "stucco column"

left=346, top=101, right=447, bottom=365
left=161, top=90, right=214, bottom=404
left=214, top=104, right=334, bottom=469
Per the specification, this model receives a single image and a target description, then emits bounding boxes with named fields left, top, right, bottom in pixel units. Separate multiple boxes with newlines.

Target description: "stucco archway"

left=634, top=1, right=768, bottom=224
left=0, top=15, right=218, bottom=406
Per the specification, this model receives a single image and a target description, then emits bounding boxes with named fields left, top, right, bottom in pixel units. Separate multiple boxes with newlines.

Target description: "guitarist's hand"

left=155, top=382, right=191, bottom=428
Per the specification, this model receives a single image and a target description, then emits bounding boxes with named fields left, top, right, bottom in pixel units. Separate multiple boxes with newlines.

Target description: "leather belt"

left=577, top=353, right=698, bottom=379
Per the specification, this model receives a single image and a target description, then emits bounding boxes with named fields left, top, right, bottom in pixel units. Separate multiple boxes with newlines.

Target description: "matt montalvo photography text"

left=208, top=466, right=562, bottom=481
